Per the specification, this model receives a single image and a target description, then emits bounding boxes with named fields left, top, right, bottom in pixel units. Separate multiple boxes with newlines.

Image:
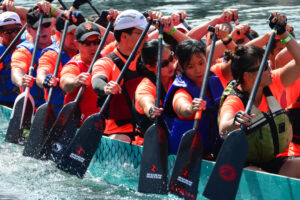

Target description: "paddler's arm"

left=187, top=8, right=238, bottom=40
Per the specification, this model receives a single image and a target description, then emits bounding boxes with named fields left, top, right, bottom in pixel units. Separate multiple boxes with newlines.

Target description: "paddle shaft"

left=192, top=26, right=217, bottom=129
left=97, top=20, right=153, bottom=118
left=154, top=23, right=163, bottom=124
left=244, top=28, right=277, bottom=117
left=47, top=20, right=69, bottom=103
left=180, top=18, right=191, bottom=31
left=87, top=0, right=101, bottom=16
left=57, top=0, right=68, bottom=10
left=73, top=18, right=114, bottom=102
left=0, top=24, right=27, bottom=63
left=19, top=13, right=44, bottom=129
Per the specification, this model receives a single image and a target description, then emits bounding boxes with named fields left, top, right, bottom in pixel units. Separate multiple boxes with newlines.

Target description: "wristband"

left=222, top=35, right=232, bottom=45
left=281, top=34, right=293, bottom=44
left=49, top=6, right=56, bottom=16
left=13, top=7, right=17, bottom=12
left=167, top=27, right=176, bottom=35
left=43, top=74, right=53, bottom=88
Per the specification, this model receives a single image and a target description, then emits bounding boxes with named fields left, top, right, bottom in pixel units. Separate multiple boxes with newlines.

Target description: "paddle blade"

left=138, top=123, right=169, bottom=194
left=36, top=101, right=80, bottom=160
left=203, top=129, right=248, bottom=200
left=23, top=103, right=56, bottom=157
left=169, top=130, right=203, bottom=200
left=57, top=113, right=103, bottom=178
left=5, top=93, right=34, bottom=144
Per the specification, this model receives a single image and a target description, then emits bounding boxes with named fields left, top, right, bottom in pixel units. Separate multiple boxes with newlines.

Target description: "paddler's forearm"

left=11, top=68, right=25, bottom=88
left=92, top=75, right=108, bottom=96
left=245, top=32, right=271, bottom=47
left=187, top=17, right=221, bottom=40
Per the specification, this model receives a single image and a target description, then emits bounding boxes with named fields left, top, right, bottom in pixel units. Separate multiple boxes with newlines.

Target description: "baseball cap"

left=26, top=6, right=52, bottom=28
left=55, top=14, right=77, bottom=33
left=75, top=22, right=101, bottom=42
left=0, top=11, right=21, bottom=27
left=114, top=9, right=154, bottom=31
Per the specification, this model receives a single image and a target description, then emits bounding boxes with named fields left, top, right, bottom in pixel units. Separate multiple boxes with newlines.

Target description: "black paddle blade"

left=203, top=129, right=248, bottom=200
left=138, top=123, right=168, bottom=194
left=56, top=113, right=103, bottom=178
left=23, top=103, right=56, bottom=157
left=169, top=130, right=203, bottom=200
left=5, top=94, right=34, bottom=144
left=36, top=101, right=80, bottom=160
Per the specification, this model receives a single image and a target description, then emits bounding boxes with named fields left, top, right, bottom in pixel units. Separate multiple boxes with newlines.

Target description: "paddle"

left=5, top=13, right=44, bottom=144
left=203, top=24, right=278, bottom=200
left=56, top=19, right=153, bottom=178
left=138, top=22, right=169, bottom=194
left=0, top=24, right=27, bottom=63
left=86, top=0, right=101, bottom=16
left=23, top=18, right=70, bottom=157
left=168, top=25, right=216, bottom=200
left=37, top=18, right=114, bottom=162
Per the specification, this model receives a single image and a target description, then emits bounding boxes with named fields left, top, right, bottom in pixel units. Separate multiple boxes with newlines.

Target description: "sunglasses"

left=161, top=52, right=174, bottom=68
left=1, top=27, right=21, bottom=34
left=245, top=62, right=269, bottom=72
left=80, top=39, right=101, bottom=46
left=31, top=22, right=52, bottom=30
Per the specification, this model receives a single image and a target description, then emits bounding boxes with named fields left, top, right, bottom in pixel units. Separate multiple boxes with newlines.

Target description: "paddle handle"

left=246, top=32, right=254, bottom=40
left=154, top=22, right=163, bottom=108
left=0, top=24, right=27, bottom=63
left=179, top=15, right=191, bottom=31
left=244, top=28, right=277, bottom=115
left=99, top=19, right=153, bottom=117
left=87, top=0, right=101, bottom=16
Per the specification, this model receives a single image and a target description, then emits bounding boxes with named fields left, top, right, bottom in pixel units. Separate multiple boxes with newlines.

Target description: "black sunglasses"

left=80, top=39, right=101, bottom=46
left=161, top=52, right=174, bottom=68
left=245, top=62, right=269, bottom=72
left=1, top=27, right=21, bottom=34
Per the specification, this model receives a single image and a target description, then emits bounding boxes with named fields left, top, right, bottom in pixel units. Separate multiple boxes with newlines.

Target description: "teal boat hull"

left=1, top=105, right=300, bottom=199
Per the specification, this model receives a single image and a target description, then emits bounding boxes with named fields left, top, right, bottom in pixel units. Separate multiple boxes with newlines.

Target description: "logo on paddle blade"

left=219, top=164, right=236, bottom=182
left=76, top=146, right=84, bottom=156
left=183, top=169, right=189, bottom=178
left=151, top=164, right=156, bottom=173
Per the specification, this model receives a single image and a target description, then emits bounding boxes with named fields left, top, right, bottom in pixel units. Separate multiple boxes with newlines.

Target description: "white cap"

left=0, top=11, right=21, bottom=27
left=114, top=9, right=153, bottom=31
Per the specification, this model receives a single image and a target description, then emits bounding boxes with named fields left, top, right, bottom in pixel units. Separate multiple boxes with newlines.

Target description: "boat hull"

left=0, top=105, right=300, bottom=199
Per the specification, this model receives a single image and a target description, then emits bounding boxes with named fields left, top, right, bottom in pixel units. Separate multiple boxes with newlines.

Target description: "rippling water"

left=2, top=0, right=300, bottom=199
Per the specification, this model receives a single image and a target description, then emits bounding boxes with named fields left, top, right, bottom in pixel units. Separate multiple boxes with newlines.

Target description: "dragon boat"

left=0, top=105, right=300, bottom=199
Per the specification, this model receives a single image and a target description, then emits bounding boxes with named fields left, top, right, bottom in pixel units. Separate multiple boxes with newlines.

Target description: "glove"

left=269, top=14, right=287, bottom=35
left=72, top=0, right=88, bottom=9
left=43, top=74, right=53, bottom=88
left=69, top=11, right=86, bottom=26
left=94, top=10, right=109, bottom=28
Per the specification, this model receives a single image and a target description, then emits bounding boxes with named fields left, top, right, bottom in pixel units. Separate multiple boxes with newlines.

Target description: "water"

left=2, top=0, right=300, bottom=199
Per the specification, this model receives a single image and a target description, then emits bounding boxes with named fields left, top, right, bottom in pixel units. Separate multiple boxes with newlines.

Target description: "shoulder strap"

left=107, top=52, right=125, bottom=71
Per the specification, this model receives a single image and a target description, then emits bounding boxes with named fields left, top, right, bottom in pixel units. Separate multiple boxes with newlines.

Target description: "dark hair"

left=137, top=39, right=171, bottom=77
left=114, top=27, right=135, bottom=42
left=225, top=45, right=264, bottom=84
left=175, top=39, right=206, bottom=70
left=26, top=6, right=50, bottom=28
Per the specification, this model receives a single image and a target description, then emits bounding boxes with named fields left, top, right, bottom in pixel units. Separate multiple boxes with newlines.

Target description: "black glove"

left=43, top=74, right=53, bottom=88
left=94, top=10, right=109, bottom=28
left=269, top=14, right=287, bottom=35
left=72, top=0, right=88, bottom=9
left=69, top=11, right=86, bottom=26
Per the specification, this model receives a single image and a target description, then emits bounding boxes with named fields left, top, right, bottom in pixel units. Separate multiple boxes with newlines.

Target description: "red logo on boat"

left=183, top=169, right=189, bottom=178
left=219, top=164, right=236, bottom=182
left=151, top=164, right=156, bottom=173
left=77, top=147, right=84, bottom=156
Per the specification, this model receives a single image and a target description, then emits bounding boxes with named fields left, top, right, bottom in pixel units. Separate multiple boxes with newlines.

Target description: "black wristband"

left=43, top=74, right=53, bottom=88
left=148, top=106, right=155, bottom=120
left=222, top=36, right=232, bottom=45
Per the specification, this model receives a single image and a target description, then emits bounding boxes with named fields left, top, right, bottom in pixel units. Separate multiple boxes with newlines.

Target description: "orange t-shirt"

left=92, top=48, right=139, bottom=134
left=11, top=47, right=32, bottom=73
left=60, top=54, right=99, bottom=125
left=285, top=77, right=300, bottom=109
left=219, top=68, right=285, bottom=122
left=38, top=50, right=63, bottom=77
left=100, top=41, right=116, bottom=57
left=135, top=77, right=172, bottom=115
left=211, top=61, right=231, bottom=88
